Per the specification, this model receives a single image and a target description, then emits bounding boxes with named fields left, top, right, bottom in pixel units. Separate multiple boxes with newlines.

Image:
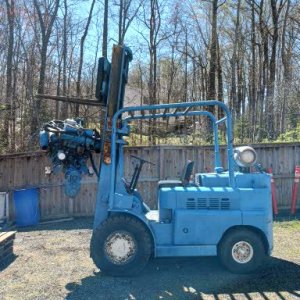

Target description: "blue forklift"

left=40, top=45, right=273, bottom=276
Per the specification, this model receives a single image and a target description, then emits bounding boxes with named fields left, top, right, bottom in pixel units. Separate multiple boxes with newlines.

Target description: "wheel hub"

left=232, top=241, right=254, bottom=264
left=104, top=231, right=137, bottom=265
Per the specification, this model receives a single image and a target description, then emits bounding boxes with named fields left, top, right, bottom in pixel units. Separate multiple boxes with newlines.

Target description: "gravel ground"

left=0, top=218, right=299, bottom=300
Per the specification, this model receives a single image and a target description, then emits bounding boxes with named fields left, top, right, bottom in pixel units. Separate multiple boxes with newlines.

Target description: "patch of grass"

left=274, top=219, right=300, bottom=230
left=273, top=220, right=300, bottom=261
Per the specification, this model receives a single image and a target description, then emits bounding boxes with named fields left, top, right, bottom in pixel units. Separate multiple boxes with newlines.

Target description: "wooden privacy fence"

left=0, top=143, right=300, bottom=221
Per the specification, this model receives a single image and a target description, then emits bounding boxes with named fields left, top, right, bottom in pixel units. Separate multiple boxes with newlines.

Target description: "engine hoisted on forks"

left=39, top=119, right=101, bottom=197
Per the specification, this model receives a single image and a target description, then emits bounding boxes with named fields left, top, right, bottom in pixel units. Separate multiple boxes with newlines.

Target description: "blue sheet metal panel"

left=158, top=188, right=176, bottom=208
left=238, top=188, right=271, bottom=211
left=113, top=193, right=133, bottom=209
left=239, top=183, right=273, bottom=253
left=266, top=215, right=273, bottom=253
left=93, top=164, right=110, bottom=228
left=175, top=186, right=239, bottom=209
left=173, top=209, right=242, bottom=245
left=197, top=172, right=230, bottom=187
left=149, top=222, right=173, bottom=245
left=174, top=186, right=236, bottom=193
left=159, top=186, right=240, bottom=211
left=197, top=172, right=271, bottom=189
left=236, top=173, right=271, bottom=188
left=242, top=210, right=273, bottom=254
left=156, top=245, right=217, bottom=257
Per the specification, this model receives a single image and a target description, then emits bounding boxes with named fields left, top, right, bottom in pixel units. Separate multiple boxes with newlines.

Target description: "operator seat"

left=158, top=160, right=194, bottom=188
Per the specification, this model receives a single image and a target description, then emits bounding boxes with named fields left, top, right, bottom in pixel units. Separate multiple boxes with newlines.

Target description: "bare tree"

left=249, top=0, right=257, bottom=140
left=75, top=0, right=96, bottom=116
left=116, top=0, right=143, bottom=45
left=230, top=0, right=241, bottom=120
left=279, top=0, right=291, bottom=134
left=103, top=0, right=109, bottom=57
left=266, top=0, right=286, bottom=139
left=61, top=0, right=69, bottom=119
left=31, top=0, right=60, bottom=134
left=4, top=0, right=15, bottom=150
left=207, top=0, right=226, bottom=101
left=0, top=0, right=299, bottom=153
left=138, top=0, right=168, bottom=144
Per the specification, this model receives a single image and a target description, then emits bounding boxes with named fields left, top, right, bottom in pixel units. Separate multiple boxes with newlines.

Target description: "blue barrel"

left=14, top=188, right=40, bottom=227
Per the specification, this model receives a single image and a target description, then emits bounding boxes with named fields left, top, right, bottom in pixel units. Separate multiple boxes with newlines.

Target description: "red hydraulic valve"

left=268, top=168, right=278, bottom=215
left=291, top=166, right=300, bottom=215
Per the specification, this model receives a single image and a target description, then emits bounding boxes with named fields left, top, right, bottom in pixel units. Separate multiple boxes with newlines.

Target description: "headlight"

left=234, top=146, right=257, bottom=167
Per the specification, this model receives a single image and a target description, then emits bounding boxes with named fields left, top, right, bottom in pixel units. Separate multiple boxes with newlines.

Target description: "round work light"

left=234, top=146, right=257, bottom=167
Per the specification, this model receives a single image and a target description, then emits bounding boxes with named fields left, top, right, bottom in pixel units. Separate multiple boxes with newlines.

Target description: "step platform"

left=0, top=231, right=16, bottom=265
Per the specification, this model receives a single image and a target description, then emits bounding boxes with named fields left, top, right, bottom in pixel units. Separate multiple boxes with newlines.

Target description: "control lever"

left=127, top=155, right=155, bottom=193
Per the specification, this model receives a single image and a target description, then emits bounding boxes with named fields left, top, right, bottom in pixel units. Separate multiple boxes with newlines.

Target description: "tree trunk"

left=206, top=0, right=219, bottom=142
left=4, top=0, right=14, bottom=150
left=230, top=0, right=241, bottom=120
left=217, top=38, right=223, bottom=120
left=184, top=29, right=188, bottom=102
left=207, top=0, right=218, bottom=101
left=76, top=0, right=96, bottom=116
left=266, top=0, right=285, bottom=139
left=250, top=0, right=256, bottom=141
left=31, top=0, right=60, bottom=135
left=148, top=0, right=160, bottom=145
left=280, top=0, right=291, bottom=134
left=61, top=0, right=68, bottom=120
left=103, top=0, right=109, bottom=58
left=118, top=0, right=124, bottom=44
left=257, top=0, right=268, bottom=141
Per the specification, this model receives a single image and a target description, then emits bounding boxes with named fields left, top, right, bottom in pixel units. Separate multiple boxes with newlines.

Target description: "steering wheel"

left=123, top=155, right=155, bottom=193
left=130, top=154, right=155, bottom=166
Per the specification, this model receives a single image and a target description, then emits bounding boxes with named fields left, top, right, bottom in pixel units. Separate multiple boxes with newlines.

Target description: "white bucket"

left=0, top=192, right=8, bottom=223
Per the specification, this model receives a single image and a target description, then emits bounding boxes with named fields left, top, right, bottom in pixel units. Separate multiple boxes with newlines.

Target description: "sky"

left=74, top=0, right=144, bottom=63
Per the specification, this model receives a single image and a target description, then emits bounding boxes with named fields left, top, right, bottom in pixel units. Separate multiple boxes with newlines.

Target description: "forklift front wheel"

left=218, top=228, right=266, bottom=274
left=90, top=215, right=152, bottom=276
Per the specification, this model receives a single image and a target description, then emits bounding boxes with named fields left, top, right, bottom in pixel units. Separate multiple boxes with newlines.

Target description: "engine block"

left=39, top=119, right=101, bottom=197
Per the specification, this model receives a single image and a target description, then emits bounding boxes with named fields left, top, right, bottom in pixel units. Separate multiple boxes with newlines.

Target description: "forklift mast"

left=93, top=45, right=133, bottom=227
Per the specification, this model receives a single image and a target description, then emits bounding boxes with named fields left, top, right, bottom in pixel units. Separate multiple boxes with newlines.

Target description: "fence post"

left=69, top=197, right=74, bottom=217
left=291, top=166, right=300, bottom=215
left=159, top=147, right=164, bottom=180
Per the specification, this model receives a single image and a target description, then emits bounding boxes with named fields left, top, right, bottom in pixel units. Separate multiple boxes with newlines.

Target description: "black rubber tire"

left=90, top=215, right=152, bottom=276
left=218, top=228, right=266, bottom=274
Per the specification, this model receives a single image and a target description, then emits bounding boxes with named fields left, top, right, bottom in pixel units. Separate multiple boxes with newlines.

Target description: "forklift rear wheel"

left=90, top=215, right=152, bottom=276
left=218, top=229, right=266, bottom=274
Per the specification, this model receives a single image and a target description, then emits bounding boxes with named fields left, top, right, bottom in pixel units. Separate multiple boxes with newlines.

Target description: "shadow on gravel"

left=16, top=217, right=93, bottom=232
left=65, top=257, right=300, bottom=300
left=0, top=254, right=17, bottom=272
